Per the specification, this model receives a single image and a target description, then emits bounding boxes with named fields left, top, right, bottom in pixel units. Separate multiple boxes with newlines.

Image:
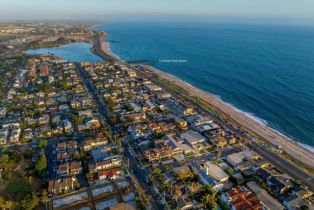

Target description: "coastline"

left=100, top=41, right=121, bottom=60
left=147, top=65, right=314, bottom=168
left=210, top=95, right=314, bottom=154
left=97, top=32, right=314, bottom=170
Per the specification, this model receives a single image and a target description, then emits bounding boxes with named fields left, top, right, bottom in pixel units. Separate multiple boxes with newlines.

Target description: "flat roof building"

left=226, top=150, right=256, bottom=167
left=205, top=162, right=229, bottom=183
left=180, top=130, right=205, bottom=146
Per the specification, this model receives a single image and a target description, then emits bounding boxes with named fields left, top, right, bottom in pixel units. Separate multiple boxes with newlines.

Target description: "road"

left=76, top=64, right=113, bottom=125
left=124, top=146, right=165, bottom=210
left=247, top=142, right=314, bottom=191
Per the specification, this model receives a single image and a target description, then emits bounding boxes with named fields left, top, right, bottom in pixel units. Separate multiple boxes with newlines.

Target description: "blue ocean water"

left=26, top=42, right=103, bottom=62
left=94, top=22, right=314, bottom=148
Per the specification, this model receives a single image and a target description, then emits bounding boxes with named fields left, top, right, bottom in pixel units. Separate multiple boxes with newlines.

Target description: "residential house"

left=176, top=196, right=193, bottom=210
left=144, top=138, right=183, bottom=162
left=204, top=162, right=229, bottom=183
left=191, top=162, right=227, bottom=191
left=267, top=176, right=292, bottom=195
left=221, top=186, right=265, bottom=210
left=283, top=195, right=312, bottom=210
left=180, top=130, right=206, bottom=150
left=58, top=161, right=82, bottom=176
left=48, top=176, right=77, bottom=195
left=0, top=129, right=8, bottom=144
left=82, top=137, right=108, bottom=151
left=226, top=151, right=256, bottom=167
left=98, top=166, right=122, bottom=180
left=247, top=181, right=285, bottom=210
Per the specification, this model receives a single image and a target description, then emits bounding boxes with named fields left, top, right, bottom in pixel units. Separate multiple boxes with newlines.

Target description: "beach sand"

left=99, top=38, right=314, bottom=169
left=100, top=41, right=110, bottom=55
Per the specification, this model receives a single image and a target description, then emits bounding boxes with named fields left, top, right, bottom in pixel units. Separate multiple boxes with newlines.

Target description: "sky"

left=0, top=0, right=314, bottom=24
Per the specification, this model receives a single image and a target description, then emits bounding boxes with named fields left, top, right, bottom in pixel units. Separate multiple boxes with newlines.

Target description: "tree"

left=51, top=121, right=57, bottom=129
left=225, top=167, right=234, bottom=176
left=150, top=167, right=164, bottom=183
left=300, top=205, right=309, bottom=210
left=37, top=139, right=48, bottom=148
left=165, top=165, right=172, bottom=173
left=216, top=151, right=222, bottom=159
left=19, top=121, right=28, bottom=130
left=59, top=81, right=69, bottom=90
left=173, top=186, right=182, bottom=200
left=200, top=184, right=215, bottom=194
left=160, top=182, right=171, bottom=193
left=109, top=114, right=117, bottom=124
left=293, top=179, right=302, bottom=185
left=200, top=184, right=218, bottom=209
left=24, top=150, right=34, bottom=160
left=135, top=195, right=146, bottom=210
left=0, top=196, right=13, bottom=210
left=70, top=114, right=83, bottom=125
left=35, top=155, right=47, bottom=175
left=20, top=193, right=39, bottom=210
left=190, top=182, right=199, bottom=194
left=135, top=186, right=148, bottom=210
left=0, top=154, right=16, bottom=180
left=202, top=193, right=218, bottom=210
left=115, top=135, right=123, bottom=153
left=177, top=171, right=194, bottom=181
left=106, top=97, right=115, bottom=113
left=40, top=190, right=49, bottom=205
left=5, top=179, right=30, bottom=198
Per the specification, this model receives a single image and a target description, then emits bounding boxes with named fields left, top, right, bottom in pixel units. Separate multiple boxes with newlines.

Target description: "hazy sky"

left=1, top=0, right=314, bottom=24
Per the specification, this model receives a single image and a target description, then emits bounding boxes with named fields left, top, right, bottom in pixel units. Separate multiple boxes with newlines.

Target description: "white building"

left=205, top=162, right=229, bottom=183
left=226, top=150, right=256, bottom=167
left=180, top=130, right=205, bottom=147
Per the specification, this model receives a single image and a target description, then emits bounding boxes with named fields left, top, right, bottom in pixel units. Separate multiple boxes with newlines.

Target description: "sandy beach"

left=99, top=39, right=314, bottom=169
left=100, top=41, right=112, bottom=57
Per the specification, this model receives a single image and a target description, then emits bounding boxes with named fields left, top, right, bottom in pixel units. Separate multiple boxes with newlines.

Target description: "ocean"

left=93, top=22, right=314, bottom=149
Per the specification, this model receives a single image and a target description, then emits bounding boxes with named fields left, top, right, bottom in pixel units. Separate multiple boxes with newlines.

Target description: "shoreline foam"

left=203, top=89, right=314, bottom=154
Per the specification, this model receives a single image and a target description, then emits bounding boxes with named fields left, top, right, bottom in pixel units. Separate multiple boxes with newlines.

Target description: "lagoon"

left=26, top=42, right=103, bottom=63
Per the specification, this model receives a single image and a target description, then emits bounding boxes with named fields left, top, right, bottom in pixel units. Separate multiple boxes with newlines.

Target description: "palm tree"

left=202, top=193, right=218, bottom=210
left=173, top=188, right=182, bottom=200
left=190, top=182, right=199, bottom=194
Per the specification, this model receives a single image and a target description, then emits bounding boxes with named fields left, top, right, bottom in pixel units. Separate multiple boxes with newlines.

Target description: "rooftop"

left=180, top=130, right=205, bottom=145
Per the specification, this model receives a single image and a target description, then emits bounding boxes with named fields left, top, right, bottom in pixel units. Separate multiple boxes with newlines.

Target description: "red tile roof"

left=98, top=167, right=122, bottom=179
left=227, top=187, right=263, bottom=210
